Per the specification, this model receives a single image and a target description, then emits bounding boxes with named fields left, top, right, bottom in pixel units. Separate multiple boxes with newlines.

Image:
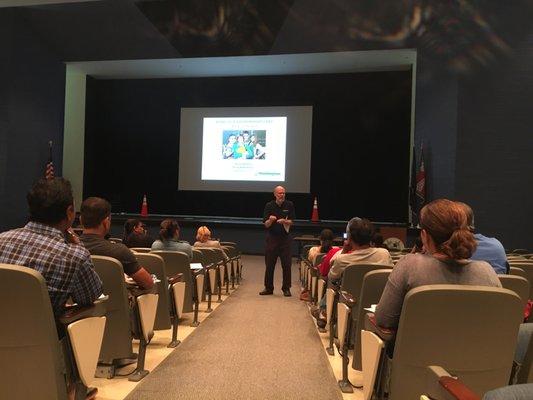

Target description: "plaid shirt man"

left=0, top=221, right=103, bottom=318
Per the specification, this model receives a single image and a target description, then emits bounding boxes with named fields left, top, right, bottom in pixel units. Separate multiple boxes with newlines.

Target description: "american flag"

left=45, top=141, right=54, bottom=180
left=416, top=144, right=426, bottom=207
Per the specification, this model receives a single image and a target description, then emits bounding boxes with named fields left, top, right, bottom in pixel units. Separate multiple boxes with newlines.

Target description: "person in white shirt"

left=328, top=218, right=393, bottom=281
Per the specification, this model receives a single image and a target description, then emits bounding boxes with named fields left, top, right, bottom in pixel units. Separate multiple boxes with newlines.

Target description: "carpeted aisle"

left=125, top=255, right=343, bottom=400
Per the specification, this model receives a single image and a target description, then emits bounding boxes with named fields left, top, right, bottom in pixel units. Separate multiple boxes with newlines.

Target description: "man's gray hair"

left=346, top=217, right=361, bottom=239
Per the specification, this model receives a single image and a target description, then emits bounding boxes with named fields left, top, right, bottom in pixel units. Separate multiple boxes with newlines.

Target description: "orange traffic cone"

left=140, top=194, right=148, bottom=217
left=311, top=197, right=319, bottom=222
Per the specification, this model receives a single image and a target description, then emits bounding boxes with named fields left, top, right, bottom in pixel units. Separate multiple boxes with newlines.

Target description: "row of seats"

left=298, top=246, right=533, bottom=399
left=93, top=243, right=243, bottom=380
left=0, top=242, right=242, bottom=399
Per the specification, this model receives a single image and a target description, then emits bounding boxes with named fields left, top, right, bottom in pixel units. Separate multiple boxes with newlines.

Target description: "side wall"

left=455, top=36, right=533, bottom=250
left=0, top=9, right=65, bottom=231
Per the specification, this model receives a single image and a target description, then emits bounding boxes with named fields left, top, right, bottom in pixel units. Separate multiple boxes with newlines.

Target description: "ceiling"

left=4, top=0, right=533, bottom=78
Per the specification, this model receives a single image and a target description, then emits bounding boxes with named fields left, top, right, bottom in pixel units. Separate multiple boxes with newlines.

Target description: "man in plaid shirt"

left=0, top=178, right=103, bottom=319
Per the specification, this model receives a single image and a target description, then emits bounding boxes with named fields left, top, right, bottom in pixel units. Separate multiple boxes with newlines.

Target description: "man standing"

left=0, top=178, right=103, bottom=318
left=260, top=186, right=295, bottom=297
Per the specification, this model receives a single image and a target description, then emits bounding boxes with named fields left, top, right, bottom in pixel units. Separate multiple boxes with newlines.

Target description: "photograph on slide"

left=201, top=117, right=286, bottom=182
left=222, top=130, right=266, bottom=160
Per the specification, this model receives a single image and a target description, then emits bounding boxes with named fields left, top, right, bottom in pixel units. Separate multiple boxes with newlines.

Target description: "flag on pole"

left=45, top=141, right=55, bottom=180
left=415, top=144, right=426, bottom=210
left=409, top=145, right=417, bottom=225
left=311, top=196, right=319, bottom=222
left=140, top=194, right=149, bottom=216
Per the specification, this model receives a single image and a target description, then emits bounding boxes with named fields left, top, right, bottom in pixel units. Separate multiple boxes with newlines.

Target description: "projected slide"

left=201, top=117, right=287, bottom=181
left=179, top=106, right=312, bottom=193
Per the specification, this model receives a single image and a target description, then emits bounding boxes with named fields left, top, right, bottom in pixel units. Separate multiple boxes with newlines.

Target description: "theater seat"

left=151, top=251, right=203, bottom=327
left=0, top=263, right=106, bottom=400
left=91, top=256, right=158, bottom=382
left=363, top=285, right=523, bottom=399
left=135, top=253, right=187, bottom=348
left=498, top=275, right=530, bottom=308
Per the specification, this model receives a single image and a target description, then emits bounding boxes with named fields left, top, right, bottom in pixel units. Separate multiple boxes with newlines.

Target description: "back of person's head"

left=371, top=232, right=384, bottom=248
left=80, top=197, right=111, bottom=228
left=349, top=218, right=375, bottom=246
left=27, top=178, right=74, bottom=225
left=160, top=219, right=179, bottom=241
left=319, top=228, right=334, bottom=253
left=420, top=199, right=476, bottom=260
left=196, top=226, right=211, bottom=241
left=455, top=201, right=475, bottom=232
left=124, top=218, right=140, bottom=238
left=346, top=217, right=361, bottom=239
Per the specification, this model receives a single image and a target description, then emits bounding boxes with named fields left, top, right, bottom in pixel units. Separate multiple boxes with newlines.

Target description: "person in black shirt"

left=260, top=186, right=295, bottom=297
left=123, top=218, right=155, bottom=248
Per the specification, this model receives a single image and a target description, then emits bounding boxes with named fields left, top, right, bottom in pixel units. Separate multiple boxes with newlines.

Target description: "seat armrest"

left=364, top=313, right=396, bottom=342
left=339, top=290, right=357, bottom=308
left=59, top=295, right=108, bottom=325
left=424, top=365, right=481, bottom=400
left=126, top=282, right=157, bottom=296
left=168, top=273, right=183, bottom=285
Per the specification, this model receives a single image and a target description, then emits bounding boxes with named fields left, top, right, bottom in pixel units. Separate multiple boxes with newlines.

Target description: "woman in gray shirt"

left=151, top=219, right=193, bottom=260
left=375, top=199, right=501, bottom=328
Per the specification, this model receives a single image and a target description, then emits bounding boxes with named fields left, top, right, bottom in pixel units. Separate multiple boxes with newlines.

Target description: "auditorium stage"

left=109, top=214, right=419, bottom=255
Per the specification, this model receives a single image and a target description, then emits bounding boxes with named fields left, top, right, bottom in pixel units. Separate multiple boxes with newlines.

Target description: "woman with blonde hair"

left=375, top=199, right=501, bottom=329
left=194, top=226, right=222, bottom=247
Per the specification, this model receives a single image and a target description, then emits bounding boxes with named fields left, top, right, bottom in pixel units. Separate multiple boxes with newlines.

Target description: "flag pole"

left=48, top=140, right=53, bottom=163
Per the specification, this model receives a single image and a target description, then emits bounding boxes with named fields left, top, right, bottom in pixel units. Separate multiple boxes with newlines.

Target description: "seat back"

left=512, top=249, right=530, bottom=255
left=341, top=264, right=393, bottom=303
left=301, top=244, right=314, bottom=260
left=352, top=269, right=391, bottom=370
left=130, top=247, right=151, bottom=253
left=192, top=248, right=205, bottom=265
left=91, top=255, right=134, bottom=363
left=0, top=264, right=68, bottom=399
left=509, top=263, right=533, bottom=299
left=515, top=324, right=533, bottom=384
left=210, top=247, right=227, bottom=263
left=196, top=248, right=220, bottom=294
left=196, top=247, right=217, bottom=265
left=314, top=253, right=326, bottom=266
left=134, top=253, right=171, bottom=330
left=389, top=285, right=523, bottom=399
left=510, top=267, right=528, bottom=282
left=498, top=275, right=530, bottom=307
left=151, top=251, right=194, bottom=312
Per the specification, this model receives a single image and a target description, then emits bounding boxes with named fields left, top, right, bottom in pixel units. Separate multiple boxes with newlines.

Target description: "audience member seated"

left=152, top=219, right=193, bottom=259
left=375, top=198, right=502, bottom=329
left=300, top=229, right=338, bottom=301
left=193, top=225, right=222, bottom=248
left=0, top=178, right=103, bottom=319
left=313, top=218, right=391, bottom=325
left=318, top=245, right=343, bottom=277
left=307, top=228, right=335, bottom=265
left=80, top=197, right=154, bottom=290
left=0, top=178, right=103, bottom=400
left=123, top=218, right=155, bottom=248
left=457, top=201, right=508, bottom=274
left=328, top=218, right=393, bottom=281
left=371, top=232, right=386, bottom=248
